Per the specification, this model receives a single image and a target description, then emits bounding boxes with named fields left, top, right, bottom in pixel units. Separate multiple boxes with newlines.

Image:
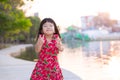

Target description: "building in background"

left=116, top=21, right=120, bottom=27
left=81, top=16, right=95, bottom=29
left=34, top=12, right=39, bottom=17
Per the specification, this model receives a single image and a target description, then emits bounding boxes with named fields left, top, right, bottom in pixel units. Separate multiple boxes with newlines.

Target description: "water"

left=64, top=40, right=120, bottom=57
left=58, top=40, right=120, bottom=80
left=82, top=41, right=110, bottom=57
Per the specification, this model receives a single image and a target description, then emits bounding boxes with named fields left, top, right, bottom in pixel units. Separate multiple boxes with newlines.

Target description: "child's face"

left=42, top=22, right=55, bottom=35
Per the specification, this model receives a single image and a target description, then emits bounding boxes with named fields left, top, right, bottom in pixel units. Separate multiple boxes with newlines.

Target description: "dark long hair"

left=36, top=18, right=61, bottom=42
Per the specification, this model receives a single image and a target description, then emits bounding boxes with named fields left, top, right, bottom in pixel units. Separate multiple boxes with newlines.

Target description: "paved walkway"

left=0, top=44, right=81, bottom=80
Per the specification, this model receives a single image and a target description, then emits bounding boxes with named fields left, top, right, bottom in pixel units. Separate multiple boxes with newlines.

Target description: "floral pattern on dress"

left=30, top=34, right=63, bottom=80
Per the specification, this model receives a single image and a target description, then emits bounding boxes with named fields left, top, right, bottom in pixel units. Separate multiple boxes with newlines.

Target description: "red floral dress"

left=30, top=34, right=63, bottom=80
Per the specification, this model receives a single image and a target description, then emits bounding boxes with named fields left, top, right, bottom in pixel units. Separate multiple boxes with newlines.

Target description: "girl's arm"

left=56, top=37, right=64, bottom=52
left=58, top=42, right=64, bottom=52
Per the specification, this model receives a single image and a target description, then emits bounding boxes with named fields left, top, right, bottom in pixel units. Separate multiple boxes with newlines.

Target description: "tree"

left=0, top=0, right=32, bottom=43
left=28, top=16, right=41, bottom=43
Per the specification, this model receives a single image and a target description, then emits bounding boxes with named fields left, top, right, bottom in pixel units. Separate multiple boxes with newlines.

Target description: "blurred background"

left=0, top=0, right=120, bottom=80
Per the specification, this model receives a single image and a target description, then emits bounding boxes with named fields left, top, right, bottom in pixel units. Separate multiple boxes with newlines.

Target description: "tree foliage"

left=0, top=0, right=32, bottom=43
left=28, top=16, right=41, bottom=42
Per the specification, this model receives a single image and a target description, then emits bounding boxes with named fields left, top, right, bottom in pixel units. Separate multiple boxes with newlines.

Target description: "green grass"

left=16, top=46, right=38, bottom=61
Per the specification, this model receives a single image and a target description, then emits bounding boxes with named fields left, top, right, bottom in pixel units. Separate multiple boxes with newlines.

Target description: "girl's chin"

left=44, top=33, right=54, bottom=36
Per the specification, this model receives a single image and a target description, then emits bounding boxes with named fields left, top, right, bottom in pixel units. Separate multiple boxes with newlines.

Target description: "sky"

left=23, top=0, right=120, bottom=32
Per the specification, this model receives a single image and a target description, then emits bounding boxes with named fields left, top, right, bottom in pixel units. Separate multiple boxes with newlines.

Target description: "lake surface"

left=58, top=40, right=120, bottom=80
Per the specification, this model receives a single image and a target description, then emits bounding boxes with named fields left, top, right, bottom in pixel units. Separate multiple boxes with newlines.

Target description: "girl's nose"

left=47, top=26, right=51, bottom=29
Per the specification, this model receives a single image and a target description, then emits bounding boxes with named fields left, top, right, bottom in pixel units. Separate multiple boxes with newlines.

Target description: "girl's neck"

left=44, top=34, right=53, bottom=39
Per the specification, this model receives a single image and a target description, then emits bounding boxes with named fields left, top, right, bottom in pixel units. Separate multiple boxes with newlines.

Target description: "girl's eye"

left=50, top=25, right=53, bottom=27
left=50, top=24, right=54, bottom=27
left=43, top=26, right=47, bottom=27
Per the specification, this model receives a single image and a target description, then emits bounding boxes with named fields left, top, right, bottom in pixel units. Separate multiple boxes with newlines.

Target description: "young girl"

left=30, top=18, right=64, bottom=80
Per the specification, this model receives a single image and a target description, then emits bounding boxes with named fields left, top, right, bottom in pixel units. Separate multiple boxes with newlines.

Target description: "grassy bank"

left=15, top=46, right=38, bottom=61
left=0, top=44, right=12, bottom=49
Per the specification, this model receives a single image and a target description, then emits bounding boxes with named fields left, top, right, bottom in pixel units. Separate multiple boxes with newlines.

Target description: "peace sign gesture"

left=35, top=34, right=45, bottom=53
left=37, top=34, right=45, bottom=46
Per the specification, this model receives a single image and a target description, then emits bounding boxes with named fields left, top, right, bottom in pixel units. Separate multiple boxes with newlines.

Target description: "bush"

left=16, top=46, right=38, bottom=61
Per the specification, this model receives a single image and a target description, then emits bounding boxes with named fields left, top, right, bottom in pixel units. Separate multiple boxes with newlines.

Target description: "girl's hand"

left=35, top=34, right=45, bottom=53
left=37, top=34, right=44, bottom=46
left=56, top=37, right=64, bottom=52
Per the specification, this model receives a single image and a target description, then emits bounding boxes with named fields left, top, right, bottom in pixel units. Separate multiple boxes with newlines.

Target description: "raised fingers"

left=38, top=34, right=44, bottom=44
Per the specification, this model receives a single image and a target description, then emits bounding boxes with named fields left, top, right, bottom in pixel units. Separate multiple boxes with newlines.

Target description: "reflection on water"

left=82, top=41, right=110, bottom=57
left=59, top=40, right=120, bottom=80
